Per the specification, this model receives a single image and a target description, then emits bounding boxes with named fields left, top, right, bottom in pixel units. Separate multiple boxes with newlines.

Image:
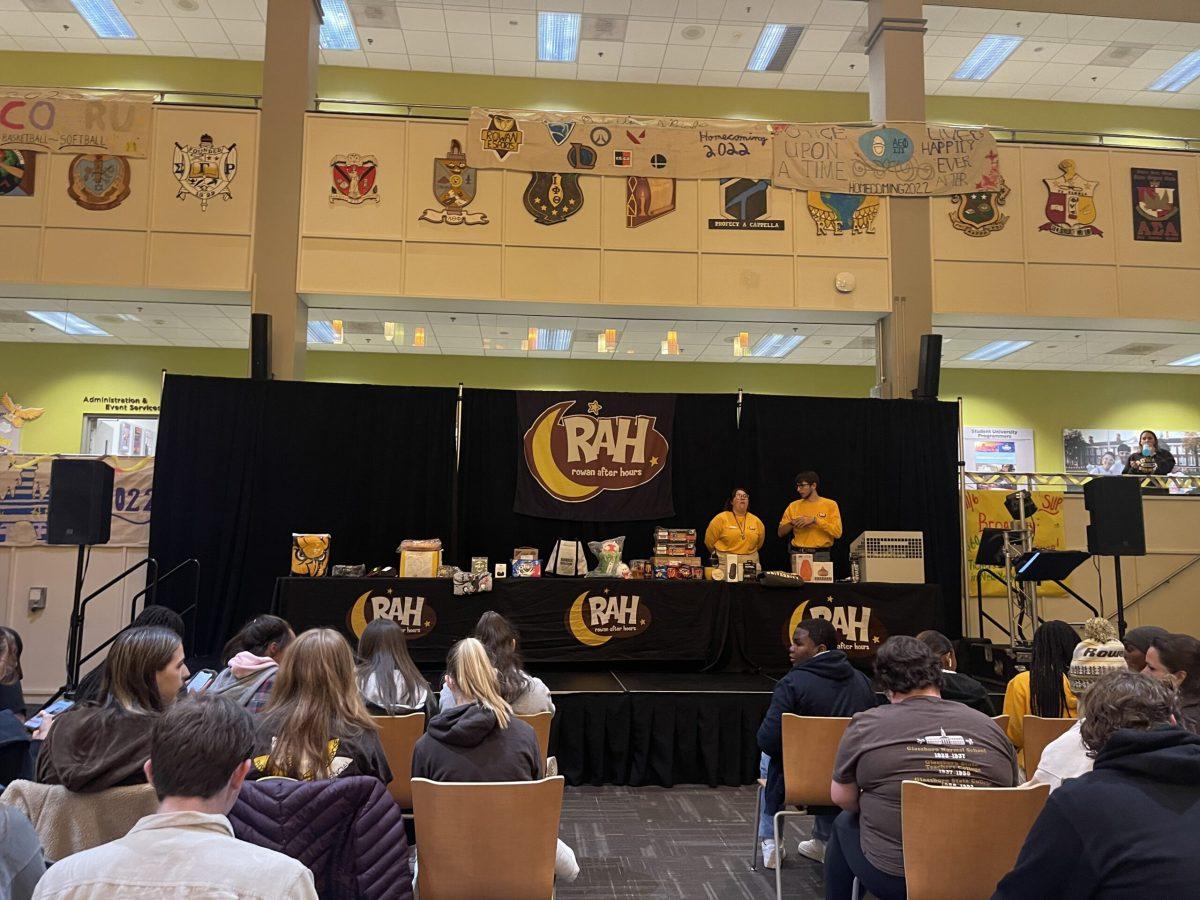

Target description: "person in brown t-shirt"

left=825, top=636, right=1017, bottom=900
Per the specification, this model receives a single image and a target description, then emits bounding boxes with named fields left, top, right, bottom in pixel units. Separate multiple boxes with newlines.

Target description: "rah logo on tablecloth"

left=566, top=590, right=652, bottom=647
left=348, top=589, right=438, bottom=639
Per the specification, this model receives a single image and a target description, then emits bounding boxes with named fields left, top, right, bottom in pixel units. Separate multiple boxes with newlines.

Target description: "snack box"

left=510, top=558, right=543, bottom=578
left=655, top=527, right=697, bottom=542
left=654, top=544, right=696, bottom=556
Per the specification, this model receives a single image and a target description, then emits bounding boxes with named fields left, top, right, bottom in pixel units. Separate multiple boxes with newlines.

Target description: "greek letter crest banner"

left=0, top=88, right=154, bottom=158
left=467, top=107, right=773, bottom=180
left=771, top=121, right=998, bottom=197
left=515, top=392, right=674, bottom=521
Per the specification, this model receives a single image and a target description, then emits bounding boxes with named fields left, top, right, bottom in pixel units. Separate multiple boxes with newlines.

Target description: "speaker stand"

left=1112, top=556, right=1127, bottom=640
left=50, top=545, right=88, bottom=705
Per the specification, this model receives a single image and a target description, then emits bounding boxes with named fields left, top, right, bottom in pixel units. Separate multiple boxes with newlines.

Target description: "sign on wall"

left=771, top=122, right=998, bottom=196
left=515, top=392, right=674, bottom=521
left=0, top=87, right=154, bottom=157
left=963, top=427, right=1035, bottom=473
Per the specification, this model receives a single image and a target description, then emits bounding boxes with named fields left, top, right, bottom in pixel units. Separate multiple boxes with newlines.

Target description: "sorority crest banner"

left=771, top=121, right=998, bottom=196
left=515, top=392, right=674, bottom=521
left=467, top=108, right=773, bottom=180
left=0, top=88, right=154, bottom=157
left=964, top=489, right=1066, bottom=597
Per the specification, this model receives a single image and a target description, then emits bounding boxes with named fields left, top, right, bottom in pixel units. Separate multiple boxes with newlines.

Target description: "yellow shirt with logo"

left=704, top=511, right=766, bottom=555
left=780, top=497, right=843, bottom=548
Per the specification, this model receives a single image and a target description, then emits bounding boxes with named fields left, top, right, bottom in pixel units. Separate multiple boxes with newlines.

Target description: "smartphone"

left=26, top=698, right=73, bottom=731
left=186, top=669, right=217, bottom=694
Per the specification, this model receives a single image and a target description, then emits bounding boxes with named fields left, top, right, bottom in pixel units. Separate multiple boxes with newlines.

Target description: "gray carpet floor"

left=556, top=784, right=825, bottom=899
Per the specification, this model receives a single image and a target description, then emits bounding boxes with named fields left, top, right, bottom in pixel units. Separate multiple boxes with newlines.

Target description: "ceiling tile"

left=766, top=0, right=819, bottom=26
left=443, top=9, right=492, bottom=34
left=660, top=67, right=701, bottom=84
left=989, top=59, right=1043, bottom=84
left=359, top=27, right=408, bottom=54
left=811, top=0, right=862, bottom=28
left=1009, top=40, right=1062, bottom=62
left=491, top=12, right=536, bottom=37
left=408, top=53, right=452, bottom=71
left=922, top=57, right=961, bottom=80
left=126, top=15, right=184, bottom=41
left=785, top=49, right=834, bottom=75
left=1068, top=65, right=1120, bottom=88
left=928, top=34, right=982, bottom=58
left=935, top=80, right=981, bottom=96
left=1119, top=20, right=1176, bottom=44
left=618, top=65, right=660, bottom=81
left=779, top=72, right=822, bottom=90
left=57, top=36, right=106, bottom=52
left=191, top=42, right=238, bottom=58
left=720, top=0, right=767, bottom=23
left=710, top=24, right=759, bottom=49
left=1105, top=67, right=1154, bottom=91
left=584, top=0, right=632, bottom=13
left=1130, top=48, right=1188, bottom=70
left=116, top=0, right=169, bottom=15
left=146, top=39, right=193, bottom=55
left=798, top=27, right=850, bottom=53
left=991, top=11, right=1048, bottom=36
left=452, top=57, right=493, bottom=73
left=1075, top=17, right=1134, bottom=42
left=622, top=42, right=666, bottom=67
left=1051, top=43, right=1103, bottom=65
left=449, top=31, right=492, bottom=57
left=945, top=8, right=1002, bottom=33
left=669, top=22, right=715, bottom=45
left=1013, top=82, right=1059, bottom=100
left=492, top=34, right=534, bottom=60
left=698, top=68, right=741, bottom=85
left=578, top=39, right=620, bottom=65
left=234, top=43, right=263, bottom=60
left=397, top=6, right=446, bottom=31
left=175, top=17, right=227, bottom=43
left=704, top=45, right=750, bottom=71
left=818, top=73, right=861, bottom=92
left=663, top=43, right=708, bottom=68
left=1027, top=62, right=1084, bottom=85
left=537, top=61, right=577, bottom=78
left=739, top=71, right=781, bottom=88
left=207, top=0, right=261, bottom=19
left=404, top=30, right=450, bottom=55
left=624, top=19, right=672, bottom=43
left=576, top=62, right=618, bottom=79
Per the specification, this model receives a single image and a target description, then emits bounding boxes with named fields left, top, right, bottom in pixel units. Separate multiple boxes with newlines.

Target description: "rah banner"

left=467, top=108, right=773, bottom=180
left=515, top=392, right=674, bottom=521
left=772, top=121, right=997, bottom=196
left=0, top=88, right=154, bottom=157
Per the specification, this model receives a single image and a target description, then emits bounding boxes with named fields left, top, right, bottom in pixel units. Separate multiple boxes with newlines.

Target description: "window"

left=82, top=415, right=158, bottom=457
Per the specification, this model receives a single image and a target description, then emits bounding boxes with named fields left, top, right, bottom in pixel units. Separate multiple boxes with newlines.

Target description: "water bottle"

left=851, top=560, right=861, bottom=583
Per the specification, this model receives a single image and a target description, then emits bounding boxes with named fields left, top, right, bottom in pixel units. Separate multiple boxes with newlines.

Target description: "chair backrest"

left=1022, top=716, right=1076, bottom=775
left=411, top=776, right=564, bottom=900
left=992, top=714, right=1009, bottom=736
left=0, top=780, right=158, bottom=863
left=372, top=713, right=425, bottom=808
left=780, top=714, right=851, bottom=807
left=515, top=711, right=553, bottom=763
left=901, top=780, right=1049, bottom=900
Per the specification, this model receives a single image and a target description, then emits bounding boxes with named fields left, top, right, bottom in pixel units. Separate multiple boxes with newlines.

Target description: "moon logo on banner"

left=525, top=402, right=598, bottom=501
left=568, top=594, right=612, bottom=647
left=787, top=601, right=810, bottom=643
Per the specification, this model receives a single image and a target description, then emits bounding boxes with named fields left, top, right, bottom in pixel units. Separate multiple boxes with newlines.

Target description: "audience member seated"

left=756, top=617, right=876, bottom=869
left=995, top=671, right=1200, bottom=898
left=210, top=614, right=295, bottom=714
left=0, top=626, right=27, bottom=719
left=37, top=627, right=188, bottom=792
left=1029, top=618, right=1126, bottom=792
left=251, top=628, right=391, bottom=783
left=1122, top=624, right=1169, bottom=673
left=438, top=611, right=554, bottom=715
left=825, top=636, right=1017, bottom=900
left=1145, top=632, right=1200, bottom=733
left=1003, top=620, right=1079, bottom=769
left=916, top=629, right=994, bottom=715
left=415, top=637, right=578, bottom=882
left=32, top=695, right=316, bottom=899
left=356, top=618, right=435, bottom=717
left=73, top=606, right=185, bottom=705
left=0, top=805, right=44, bottom=899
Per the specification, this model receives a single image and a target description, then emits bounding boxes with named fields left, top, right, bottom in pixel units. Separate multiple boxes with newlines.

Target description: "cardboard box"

left=810, top=560, right=835, bottom=583
left=399, top=549, right=440, bottom=577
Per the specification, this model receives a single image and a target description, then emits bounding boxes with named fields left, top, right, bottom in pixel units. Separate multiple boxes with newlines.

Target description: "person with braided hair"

left=1002, top=620, right=1080, bottom=771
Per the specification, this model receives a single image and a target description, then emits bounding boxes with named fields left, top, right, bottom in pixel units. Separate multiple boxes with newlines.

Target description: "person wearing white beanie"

left=1027, top=618, right=1126, bottom=791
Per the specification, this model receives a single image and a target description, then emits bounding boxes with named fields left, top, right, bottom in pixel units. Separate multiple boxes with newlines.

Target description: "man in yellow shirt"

left=777, top=470, right=842, bottom=562
left=704, top=488, right=766, bottom=562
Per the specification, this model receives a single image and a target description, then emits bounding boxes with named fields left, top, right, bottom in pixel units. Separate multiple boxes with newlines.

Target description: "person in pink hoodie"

left=209, top=616, right=295, bottom=714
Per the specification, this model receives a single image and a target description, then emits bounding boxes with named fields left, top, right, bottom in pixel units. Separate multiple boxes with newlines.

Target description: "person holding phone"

left=36, top=626, right=189, bottom=792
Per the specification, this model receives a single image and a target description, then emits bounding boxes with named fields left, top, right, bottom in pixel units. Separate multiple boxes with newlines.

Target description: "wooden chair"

left=372, top=713, right=425, bottom=808
left=753, top=715, right=851, bottom=900
left=411, top=776, right=564, bottom=900
left=992, top=714, right=1009, bottom=736
left=901, top=781, right=1050, bottom=899
left=516, top=710, right=553, bottom=764
left=1022, top=716, right=1076, bottom=776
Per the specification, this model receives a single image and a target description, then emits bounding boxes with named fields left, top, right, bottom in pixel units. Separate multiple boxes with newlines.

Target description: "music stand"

left=1013, top=550, right=1100, bottom=619
left=975, top=528, right=1023, bottom=567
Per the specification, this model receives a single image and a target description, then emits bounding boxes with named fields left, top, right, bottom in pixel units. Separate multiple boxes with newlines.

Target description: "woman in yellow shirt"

left=704, top=488, right=766, bottom=561
left=1002, top=620, right=1080, bottom=770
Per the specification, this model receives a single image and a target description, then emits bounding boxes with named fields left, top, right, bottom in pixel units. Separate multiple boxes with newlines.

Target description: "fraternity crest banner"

left=0, top=87, right=154, bottom=158
left=771, top=122, right=998, bottom=196
left=467, top=107, right=773, bottom=180
left=515, top=392, right=674, bottom=521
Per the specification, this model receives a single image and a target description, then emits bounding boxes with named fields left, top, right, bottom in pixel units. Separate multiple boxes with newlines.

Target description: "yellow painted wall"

left=3, top=53, right=1198, bottom=138
left=4, top=342, right=1198, bottom=472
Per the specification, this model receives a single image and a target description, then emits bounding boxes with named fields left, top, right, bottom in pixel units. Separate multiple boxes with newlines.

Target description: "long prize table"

left=274, top=576, right=944, bottom=673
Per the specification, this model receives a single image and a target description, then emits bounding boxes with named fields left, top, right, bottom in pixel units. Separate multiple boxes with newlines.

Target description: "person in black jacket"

left=756, top=617, right=877, bottom=869
left=916, top=630, right=995, bottom=715
left=995, top=670, right=1200, bottom=898
left=1121, top=429, right=1175, bottom=476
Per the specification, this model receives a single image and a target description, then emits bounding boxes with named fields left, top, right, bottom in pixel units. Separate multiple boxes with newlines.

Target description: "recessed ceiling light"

left=953, top=34, right=1023, bottom=81
left=747, top=24, right=804, bottom=72
left=527, top=327, right=572, bottom=351
left=538, top=12, right=581, bottom=62
left=71, top=0, right=136, bottom=39
left=750, top=333, right=805, bottom=358
left=961, top=339, right=1032, bottom=361
left=307, top=321, right=337, bottom=344
left=680, top=25, right=707, bottom=40
left=26, top=310, right=110, bottom=336
left=1149, top=50, right=1200, bottom=92
left=1167, top=352, right=1200, bottom=367
left=319, top=0, right=360, bottom=51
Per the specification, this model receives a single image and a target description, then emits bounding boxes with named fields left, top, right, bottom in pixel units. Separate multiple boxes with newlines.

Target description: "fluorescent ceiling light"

left=307, top=321, right=337, bottom=344
left=528, top=328, right=572, bottom=351
left=961, top=339, right=1032, bottom=362
left=747, top=24, right=804, bottom=72
left=319, top=0, right=360, bottom=51
left=751, top=333, right=805, bottom=358
left=71, top=0, right=136, bottom=39
left=952, top=34, right=1023, bottom=80
left=1167, top=352, right=1200, bottom=367
left=1149, top=50, right=1200, bottom=92
left=27, top=311, right=109, bottom=336
left=538, top=12, right=581, bottom=62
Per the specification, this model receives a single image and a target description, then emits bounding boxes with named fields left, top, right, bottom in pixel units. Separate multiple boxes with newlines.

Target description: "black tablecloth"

left=273, top=577, right=943, bottom=673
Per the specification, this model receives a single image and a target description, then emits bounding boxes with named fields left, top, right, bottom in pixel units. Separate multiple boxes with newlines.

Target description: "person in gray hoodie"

left=437, top=611, right=554, bottom=715
left=209, top=615, right=294, bottom=714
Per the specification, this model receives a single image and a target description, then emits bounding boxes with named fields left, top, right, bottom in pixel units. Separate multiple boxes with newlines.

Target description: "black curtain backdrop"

left=456, top=389, right=739, bottom=568
left=735, top=394, right=962, bottom=635
left=150, top=376, right=457, bottom=655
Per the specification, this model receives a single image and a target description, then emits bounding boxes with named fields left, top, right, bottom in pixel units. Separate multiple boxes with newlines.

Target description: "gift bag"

left=291, top=534, right=330, bottom=577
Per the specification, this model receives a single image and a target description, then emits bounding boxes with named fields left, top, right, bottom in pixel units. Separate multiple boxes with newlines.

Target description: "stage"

left=274, top=575, right=943, bottom=786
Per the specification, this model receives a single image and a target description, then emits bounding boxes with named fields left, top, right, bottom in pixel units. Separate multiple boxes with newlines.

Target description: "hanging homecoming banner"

left=0, top=88, right=154, bottom=158
left=771, top=122, right=997, bottom=196
left=467, top=108, right=773, bottom=180
left=515, top=392, right=674, bottom=521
